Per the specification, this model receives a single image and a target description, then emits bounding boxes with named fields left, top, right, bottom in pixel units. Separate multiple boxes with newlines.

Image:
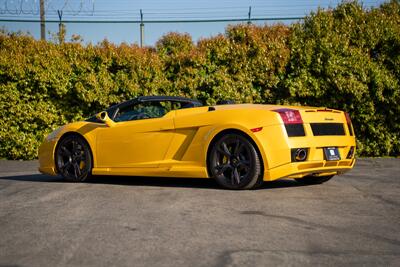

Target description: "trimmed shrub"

left=0, top=1, right=399, bottom=159
left=284, top=0, right=400, bottom=156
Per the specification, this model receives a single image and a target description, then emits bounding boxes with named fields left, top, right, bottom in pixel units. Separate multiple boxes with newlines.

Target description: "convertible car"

left=39, top=96, right=356, bottom=189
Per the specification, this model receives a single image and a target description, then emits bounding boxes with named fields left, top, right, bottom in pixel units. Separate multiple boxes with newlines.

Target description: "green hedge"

left=0, top=0, right=399, bottom=159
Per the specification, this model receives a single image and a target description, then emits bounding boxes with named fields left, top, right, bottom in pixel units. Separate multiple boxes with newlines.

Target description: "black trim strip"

left=311, top=123, right=345, bottom=136
left=285, top=124, right=306, bottom=137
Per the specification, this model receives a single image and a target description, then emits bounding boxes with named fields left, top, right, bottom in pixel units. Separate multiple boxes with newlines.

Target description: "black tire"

left=55, top=134, right=92, bottom=182
left=295, top=175, right=334, bottom=185
left=209, top=133, right=263, bottom=190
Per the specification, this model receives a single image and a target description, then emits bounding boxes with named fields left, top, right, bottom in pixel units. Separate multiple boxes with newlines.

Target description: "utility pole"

left=140, top=9, right=144, bottom=47
left=57, top=10, right=64, bottom=44
left=40, top=0, right=45, bottom=40
left=248, top=6, right=252, bottom=24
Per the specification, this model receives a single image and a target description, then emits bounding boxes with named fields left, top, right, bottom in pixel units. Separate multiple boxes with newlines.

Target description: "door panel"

left=96, top=116, right=175, bottom=168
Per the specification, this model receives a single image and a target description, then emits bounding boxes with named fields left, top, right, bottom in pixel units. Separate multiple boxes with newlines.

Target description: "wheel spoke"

left=72, top=140, right=82, bottom=155
left=233, top=140, right=243, bottom=157
left=72, top=140, right=77, bottom=152
left=61, top=161, right=72, bottom=174
left=77, top=150, right=85, bottom=161
left=60, top=146, right=71, bottom=157
left=237, top=162, right=250, bottom=171
left=215, top=164, right=231, bottom=175
left=73, top=162, right=81, bottom=177
left=231, top=168, right=241, bottom=184
left=218, top=142, right=231, bottom=157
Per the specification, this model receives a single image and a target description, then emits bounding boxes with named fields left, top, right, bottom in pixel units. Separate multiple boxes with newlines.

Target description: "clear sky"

left=0, top=0, right=385, bottom=46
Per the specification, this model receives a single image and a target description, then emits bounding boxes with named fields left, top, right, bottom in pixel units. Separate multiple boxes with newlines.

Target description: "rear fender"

left=203, top=124, right=270, bottom=173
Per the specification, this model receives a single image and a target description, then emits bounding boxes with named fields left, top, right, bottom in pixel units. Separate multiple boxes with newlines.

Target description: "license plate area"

left=324, top=147, right=340, bottom=161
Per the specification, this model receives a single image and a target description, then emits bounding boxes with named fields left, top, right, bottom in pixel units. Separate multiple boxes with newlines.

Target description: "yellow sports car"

left=39, top=96, right=356, bottom=189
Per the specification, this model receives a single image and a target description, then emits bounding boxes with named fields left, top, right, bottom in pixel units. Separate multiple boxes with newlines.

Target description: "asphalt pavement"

left=0, top=158, right=399, bottom=267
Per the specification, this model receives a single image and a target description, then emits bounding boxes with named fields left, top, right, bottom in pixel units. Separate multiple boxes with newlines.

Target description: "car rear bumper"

left=252, top=124, right=356, bottom=181
left=264, top=158, right=356, bottom=181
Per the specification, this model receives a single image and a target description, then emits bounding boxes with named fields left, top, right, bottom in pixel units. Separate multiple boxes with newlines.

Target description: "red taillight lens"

left=345, top=112, right=354, bottom=136
left=345, top=112, right=352, bottom=124
left=273, top=109, right=303, bottom=124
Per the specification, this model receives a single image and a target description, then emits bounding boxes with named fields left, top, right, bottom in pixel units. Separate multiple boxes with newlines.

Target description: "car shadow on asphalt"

left=0, top=174, right=306, bottom=190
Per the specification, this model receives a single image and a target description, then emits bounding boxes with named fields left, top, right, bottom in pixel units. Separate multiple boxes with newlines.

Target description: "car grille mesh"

left=310, top=123, right=345, bottom=136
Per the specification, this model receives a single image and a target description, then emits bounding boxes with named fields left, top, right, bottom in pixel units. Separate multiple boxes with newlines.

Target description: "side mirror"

left=96, top=111, right=115, bottom=127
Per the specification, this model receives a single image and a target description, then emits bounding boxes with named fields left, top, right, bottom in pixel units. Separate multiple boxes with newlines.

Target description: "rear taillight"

left=345, top=112, right=354, bottom=136
left=273, top=109, right=305, bottom=137
left=273, top=109, right=303, bottom=124
left=347, top=146, right=355, bottom=159
left=345, top=112, right=351, bottom=124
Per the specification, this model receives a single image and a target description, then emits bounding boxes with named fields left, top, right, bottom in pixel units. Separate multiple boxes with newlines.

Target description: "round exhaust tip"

left=295, top=148, right=307, bottom=161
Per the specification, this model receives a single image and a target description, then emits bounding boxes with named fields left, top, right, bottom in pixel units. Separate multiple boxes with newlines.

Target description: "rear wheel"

left=295, top=175, right=334, bottom=185
left=55, top=135, right=92, bottom=182
left=209, top=133, right=263, bottom=190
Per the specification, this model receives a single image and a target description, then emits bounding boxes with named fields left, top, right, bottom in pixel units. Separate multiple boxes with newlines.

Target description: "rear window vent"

left=310, top=123, right=345, bottom=136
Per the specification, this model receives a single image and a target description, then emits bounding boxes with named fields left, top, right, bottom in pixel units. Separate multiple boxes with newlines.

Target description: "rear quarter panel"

left=172, top=107, right=282, bottom=172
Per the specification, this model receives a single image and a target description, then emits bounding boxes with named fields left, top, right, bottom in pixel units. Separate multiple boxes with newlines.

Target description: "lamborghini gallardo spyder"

left=39, top=96, right=356, bottom=189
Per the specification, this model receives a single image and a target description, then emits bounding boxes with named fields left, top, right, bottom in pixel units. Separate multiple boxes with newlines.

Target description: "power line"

left=0, top=16, right=305, bottom=24
left=0, top=1, right=382, bottom=17
left=0, top=0, right=383, bottom=45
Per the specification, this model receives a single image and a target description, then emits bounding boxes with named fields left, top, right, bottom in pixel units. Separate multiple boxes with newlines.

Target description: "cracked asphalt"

left=0, top=158, right=399, bottom=267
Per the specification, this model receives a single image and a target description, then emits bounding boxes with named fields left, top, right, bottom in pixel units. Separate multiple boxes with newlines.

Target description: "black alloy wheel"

left=295, top=175, right=334, bottom=185
left=209, top=133, right=262, bottom=190
left=55, top=135, right=92, bottom=182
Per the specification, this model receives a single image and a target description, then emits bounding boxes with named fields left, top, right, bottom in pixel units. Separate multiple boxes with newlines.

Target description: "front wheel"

left=209, top=133, right=263, bottom=190
left=295, top=175, right=334, bottom=185
left=55, top=134, right=92, bottom=182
